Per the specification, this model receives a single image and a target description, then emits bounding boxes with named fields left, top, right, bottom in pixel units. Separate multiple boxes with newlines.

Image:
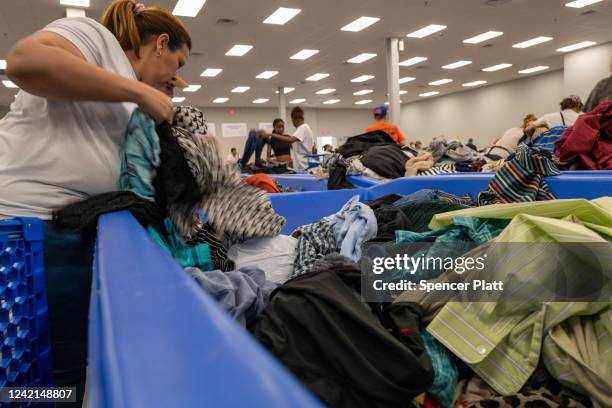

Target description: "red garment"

left=424, top=395, right=444, bottom=408
left=244, top=173, right=281, bottom=193
left=555, top=101, right=612, bottom=170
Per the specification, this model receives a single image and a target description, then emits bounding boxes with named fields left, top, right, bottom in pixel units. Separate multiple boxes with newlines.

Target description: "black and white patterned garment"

left=290, top=219, right=338, bottom=279
left=187, top=223, right=235, bottom=271
left=417, top=163, right=457, bottom=176
left=173, top=105, right=208, bottom=135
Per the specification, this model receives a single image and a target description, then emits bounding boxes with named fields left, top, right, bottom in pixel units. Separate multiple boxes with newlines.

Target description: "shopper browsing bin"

left=0, top=0, right=192, bottom=404
left=265, top=118, right=293, bottom=165
left=365, top=104, right=406, bottom=144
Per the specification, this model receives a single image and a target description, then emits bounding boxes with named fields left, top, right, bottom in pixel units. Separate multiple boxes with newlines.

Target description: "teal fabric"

left=422, top=331, right=458, bottom=408
left=119, top=109, right=160, bottom=200
left=148, top=219, right=215, bottom=271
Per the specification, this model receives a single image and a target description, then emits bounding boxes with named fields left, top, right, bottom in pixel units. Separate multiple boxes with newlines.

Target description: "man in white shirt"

left=532, top=95, right=583, bottom=128
left=259, top=106, right=314, bottom=171
left=226, top=147, right=240, bottom=164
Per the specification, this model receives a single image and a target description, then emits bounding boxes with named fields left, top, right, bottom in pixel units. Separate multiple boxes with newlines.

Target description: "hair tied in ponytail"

left=133, top=2, right=146, bottom=15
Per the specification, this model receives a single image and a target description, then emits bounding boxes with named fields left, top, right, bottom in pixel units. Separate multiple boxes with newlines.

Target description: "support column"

left=278, top=86, right=287, bottom=123
left=386, top=37, right=401, bottom=124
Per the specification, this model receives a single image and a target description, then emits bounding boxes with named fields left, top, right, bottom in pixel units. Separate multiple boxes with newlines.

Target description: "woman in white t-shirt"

left=0, top=1, right=193, bottom=403
left=531, top=95, right=583, bottom=128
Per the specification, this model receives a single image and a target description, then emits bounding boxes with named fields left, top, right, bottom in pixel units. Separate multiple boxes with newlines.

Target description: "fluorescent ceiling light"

left=183, top=85, right=201, bottom=92
left=519, top=65, right=549, bottom=74
left=253, top=98, right=270, bottom=104
left=353, top=89, right=373, bottom=95
left=256, top=70, right=279, bottom=79
left=355, top=99, right=372, bottom=105
left=213, top=97, right=229, bottom=103
left=323, top=99, right=341, bottom=105
left=463, top=31, right=504, bottom=44
left=172, top=0, right=207, bottom=17
left=399, top=90, right=408, bottom=95
left=276, top=87, right=295, bottom=94
left=482, top=63, right=512, bottom=72
left=351, top=75, right=375, bottom=83
left=306, top=73, right=329, bottom=81
left=200, top=68, right=222, bottom=77
left=429, top=78, right=453, bottom=86
left=225, top=44, right=253, bottom=57
left=565, top=0, right=604, bottom=8
left=60, top=0, right=89, bottom=6
left=556, top=41, right=596, bottom=52
left=341, top=16, right=380, bottom=32
left=419, top=91, right=439, bottom=97
left=66, top=8, right=86, bottom=17
left=263, top=7, right=301, bottom=25
left=0, top=60, right=6, bottom=70
left=399, top=76, right=416, bottom=84
left=399, top=56, right=428, bottom=66
left=407, top=24, right=446, bottom=38
left=347, top=53, right=377, bottom=64
left=442, top=60, right=472, bottom=69
left=290, top=49, right=319, bottom=60
left=316, top=88, right=336, bottom=95
left=463, top=80, right=487, bottom=87
left=2, top=80, right=18, bottom=88
left=231, top=86, right=250, bottom=93
left=290, top=98, right=306, bottom=104
left=172, top=97, right=186, bottom=103
left=512, top=36, right=553, bottom=48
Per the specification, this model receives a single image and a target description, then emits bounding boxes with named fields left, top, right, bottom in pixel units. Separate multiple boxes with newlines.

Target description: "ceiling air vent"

left=216, top=18, right=238, bottom=26
left=485, top=0, right=512, bottom=6
left=481, top=43, right=494, bottom=48
left=581, top=10, right=597, bottom=15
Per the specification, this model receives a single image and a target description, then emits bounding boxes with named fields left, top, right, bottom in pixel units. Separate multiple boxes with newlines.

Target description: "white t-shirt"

left=291, top=123, right=314, bottom=171
left=533, top=109, right=580, bottom=128
left=226, top=152, right=239, bottom=164
left=487, top=127, right=524, bottom=159
left=0, top=17, right=137, bottom=219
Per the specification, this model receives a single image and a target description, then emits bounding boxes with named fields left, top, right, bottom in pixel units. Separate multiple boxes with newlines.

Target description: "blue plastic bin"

left=270, top=174, right=382, bottom=192
left=0, top=218, right=52, bottom=392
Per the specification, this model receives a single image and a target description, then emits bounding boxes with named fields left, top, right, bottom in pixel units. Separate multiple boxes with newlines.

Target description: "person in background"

left=226, top=147, right=240, bottom=164
left=584, top=74, right=612, bottom=113
left=466, top=138, right=478, bottom=151
left=365, top=104, right=406, bottom=144
left=531, top=95, right=583, bottom=128
left=259, top=106, right=314, bottom=171
left=323, top=144, right=334, bottom=153
left=0, top=0, right=192, bottom=404
left=485, top=114, right=537, bottom=160
left=265, top=118, right=292, bottom=164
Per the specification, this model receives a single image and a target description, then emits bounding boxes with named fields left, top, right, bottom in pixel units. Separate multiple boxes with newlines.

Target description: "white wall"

left=564, top=43, right=612, bottom=102
left=0, top=105, right=8, bottom=119
left=400, top=70, right=565, bottom=148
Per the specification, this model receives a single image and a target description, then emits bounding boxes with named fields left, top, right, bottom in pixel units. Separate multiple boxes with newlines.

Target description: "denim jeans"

left=240, top=130, right=267, bottom=167
left=43, top=222, right=93, bottom=407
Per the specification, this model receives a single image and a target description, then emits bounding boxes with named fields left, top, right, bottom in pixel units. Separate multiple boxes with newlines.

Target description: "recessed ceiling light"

left=351, top=75, right=375, bottom=83
left=213, top=97, right=229, bottom=103
left=323, top=99, right=341, bottom=105
left=0, top=60, right=6, bottom=70
left=66, top=7, right=86, bottom=17
left=290, top=49, right=319, bottom=60
left=183, top=85, right=201, bottom=92
left=316, top=88, right=336, bottom=95
left=172, top=0, right=207, bottom=17
left=355, top=99, right=372, bottom=105
left=172, top=97, right=186, bottom=103
left=306, top=73, right=329, bottom=81
left=442, top=60, right=472, bottom=69
left=482, top=63, right=512, bottom=72
left=353, top=89, right=373, bottom=95
left=200, top=68, right=222, bottom=77
left=225, top=44, right=253, bottom=57
left=463, top=80, right=487, bottom=87
left=512, top=36, right=553, bottom=48
left=399, top=90, right=408, bottom=95
left=519, top=65, right=550, bottom=74
left=399, top=56, right=428, bottom=67
left=407, top=24, right=447, bottom=38
left=419, top=91, right=439, bottom=97
left=232, top=86, right=250, bottom=93
left=429, top=78, right=453, bottom=86
left=290, top=98, right=306, bottom=104
left=253, top=98, right=270, bottom=104
left=256, top=70, right=279, bottom=79
left=263, top=7, right=301, bottom=25
left=463, top=31, right=504, bottom=44
left=347, top=53, right=377, bottom=64
left=341, top=16, right=380, bottom=32
left=59, top=0, right=89, bottom=6
left=399, top=76, right=416, bottom=84
left=2, top=80, right=18, bottom=88
left=556, top=41, right=596, bottom=52
left=565, top=0, right=604, bottom=8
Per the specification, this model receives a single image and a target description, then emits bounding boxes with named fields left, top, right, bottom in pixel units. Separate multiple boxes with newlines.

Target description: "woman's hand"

left=134, top=82, right=174, bottom=123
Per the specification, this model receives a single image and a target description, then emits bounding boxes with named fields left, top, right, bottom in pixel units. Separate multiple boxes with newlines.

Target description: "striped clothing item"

left=417, top=163, right=457, bottom=176
left=291, top=220, right=338, bottom=278
left=477, top=144, right=561, bottom=205
left=530, top=126, right=567, bottom=153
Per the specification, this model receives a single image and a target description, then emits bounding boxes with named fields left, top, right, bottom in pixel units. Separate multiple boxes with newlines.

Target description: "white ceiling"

left=0, top=0, right=611, bottom=109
